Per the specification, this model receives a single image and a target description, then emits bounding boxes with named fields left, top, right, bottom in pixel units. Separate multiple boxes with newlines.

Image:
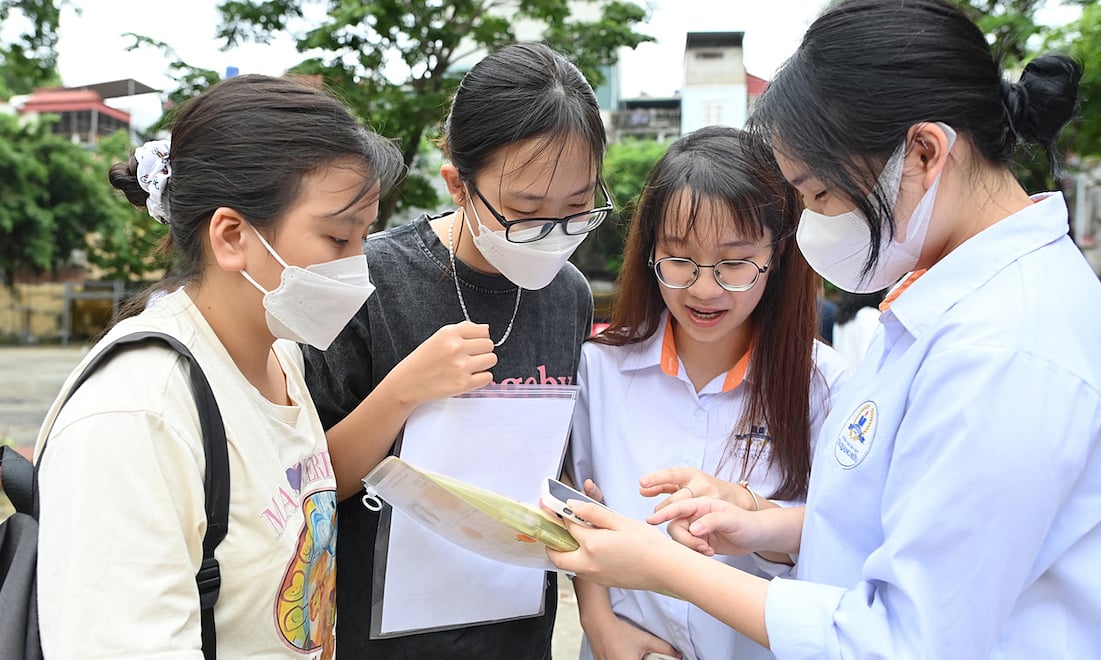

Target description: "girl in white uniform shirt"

left=568, top=126, right=847, bottom=660
left=35, top=75, right=402, bottom=658
left=549, top=1, right=1101, bottom=658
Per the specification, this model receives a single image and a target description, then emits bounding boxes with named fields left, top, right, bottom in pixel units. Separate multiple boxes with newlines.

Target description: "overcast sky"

left=49, top=0, right=829, bottom=126
left=47, top=0, right=1079, bottom=127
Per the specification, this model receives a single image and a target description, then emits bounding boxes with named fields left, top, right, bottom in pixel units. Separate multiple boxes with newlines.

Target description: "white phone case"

left=540, top=478, right=605, bottom=527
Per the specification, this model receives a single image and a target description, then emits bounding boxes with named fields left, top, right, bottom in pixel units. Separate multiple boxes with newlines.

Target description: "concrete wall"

left=0, top=283, right=66, bottom=342
left=681, top=83, right=749, bottom=134
left=0, top=282, right=120, bottom=343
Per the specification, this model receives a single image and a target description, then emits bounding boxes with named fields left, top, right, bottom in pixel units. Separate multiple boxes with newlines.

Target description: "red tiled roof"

left=20, top=88, right=130, bottom=123
left=747, top=73, right=769, bottom=97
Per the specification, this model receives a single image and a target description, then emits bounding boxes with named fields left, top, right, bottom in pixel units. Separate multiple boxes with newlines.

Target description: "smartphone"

left=541, top=478, right=608, bottom=527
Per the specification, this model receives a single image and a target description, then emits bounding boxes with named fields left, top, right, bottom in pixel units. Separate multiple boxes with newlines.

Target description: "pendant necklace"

left=447, top=212, right=521, bottom=347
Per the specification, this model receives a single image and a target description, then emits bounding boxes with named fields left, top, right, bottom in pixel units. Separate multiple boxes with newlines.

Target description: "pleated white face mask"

left=241, top=226, right=375, bottom=350
left=796, top=123, right=957, bottom=293
left=464, top=202, right=587, bottom=291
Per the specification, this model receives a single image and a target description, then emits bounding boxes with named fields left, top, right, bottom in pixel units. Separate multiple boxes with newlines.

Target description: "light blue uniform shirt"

left=766, top=193, right=1101, bottom=658
left=571, top=313, right=848, bottom=660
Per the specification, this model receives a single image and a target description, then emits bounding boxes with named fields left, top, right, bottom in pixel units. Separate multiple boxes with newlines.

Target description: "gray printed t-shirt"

left=303, top=213, right=593, bottom=660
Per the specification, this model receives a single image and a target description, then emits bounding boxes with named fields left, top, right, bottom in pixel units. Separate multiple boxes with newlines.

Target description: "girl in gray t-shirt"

left=304, top=42, right=610, bottom=660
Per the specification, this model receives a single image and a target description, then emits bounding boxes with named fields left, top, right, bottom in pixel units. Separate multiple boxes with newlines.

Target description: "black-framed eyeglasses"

left=649, top=251, right=774, bottom=292
left=466, top=180, right=613, bottom=244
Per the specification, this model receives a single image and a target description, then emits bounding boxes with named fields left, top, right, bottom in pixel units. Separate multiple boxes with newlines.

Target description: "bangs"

left=498, top=130, right=600, bottom=185
left=658, top=186, right=773, bottom=246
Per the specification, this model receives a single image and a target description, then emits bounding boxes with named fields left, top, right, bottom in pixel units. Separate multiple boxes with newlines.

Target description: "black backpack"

left=0, top=331, right=229, bottom=660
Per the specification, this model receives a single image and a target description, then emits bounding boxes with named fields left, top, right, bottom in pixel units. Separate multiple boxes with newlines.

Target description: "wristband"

left=738, top=480, right=761, bottom=511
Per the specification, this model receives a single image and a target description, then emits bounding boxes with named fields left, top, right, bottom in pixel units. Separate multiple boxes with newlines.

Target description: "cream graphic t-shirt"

left=35, top=288, right=338, bottom=659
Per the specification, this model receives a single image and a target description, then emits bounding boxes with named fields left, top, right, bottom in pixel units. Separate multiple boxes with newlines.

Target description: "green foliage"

left=122, top=34, right=222, bottom=136
left=1045, top=2, right=1101, bottom=159
left=0, top=112, right=116, bottom=285
left=0, top=0, right=63, bottom=96
left=954, top=0, right=1045, bottom=66
left=214, top=0, right=653, bottom=227
left=85, top=130, right=171, bottom=282
left=571, top=138, right=669, bottom=279
left=0, top=2, right=169, bottom=286
left=953, top=0, right=1099, bottom=189
left=604, top=139, right=669, bottom=217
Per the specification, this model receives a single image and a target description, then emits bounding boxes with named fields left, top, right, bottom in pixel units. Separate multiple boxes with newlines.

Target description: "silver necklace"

left=447, top=213, right=521, bottom=347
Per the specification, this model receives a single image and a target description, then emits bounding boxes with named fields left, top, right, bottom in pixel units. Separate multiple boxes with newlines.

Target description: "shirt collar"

left=622, top=311, right=753, bottom=392
left=882, top=192, right=1069, bottom=336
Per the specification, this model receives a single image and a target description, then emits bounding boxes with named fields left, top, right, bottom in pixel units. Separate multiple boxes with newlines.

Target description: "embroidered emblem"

left=835, top=400, right=877, bottom=468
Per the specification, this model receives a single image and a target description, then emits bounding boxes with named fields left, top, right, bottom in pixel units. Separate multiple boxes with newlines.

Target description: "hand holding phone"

left=541, top=478, right=609, bottom=527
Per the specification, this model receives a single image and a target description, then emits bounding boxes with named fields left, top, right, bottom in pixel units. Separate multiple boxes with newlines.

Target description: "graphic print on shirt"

left=261, top=450, right=334, bottom=537
left=494, top=363, right=574, bottom=386
left=258, top=451, right=338, bottom=657
left=835, top=400, right=878, bottom=468
left=274, top=490, right=337, bottom=658
left=723, top=424, right=772, bottom=478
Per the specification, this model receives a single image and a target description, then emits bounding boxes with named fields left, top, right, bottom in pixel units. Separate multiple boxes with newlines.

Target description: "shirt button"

left=691, top=409, right=706, bottom=434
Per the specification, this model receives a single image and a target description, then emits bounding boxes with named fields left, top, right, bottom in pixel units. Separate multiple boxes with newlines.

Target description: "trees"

left=0, top=113, right=118, bottom=285
left=0, top=0, right=63, bottom=97
left=571, top=138, right=668, bottom=279
left=954, top=0, right=1046, bottom=65
left=214, top=0, right=652, bottom=227
left=1, top=1, right=652, bottom=293
left=122, top=34, right=223, bottom=136
left=1046, top=1, right=1101, bottom=158
left=952, top=0, right=1098, bottom=190
left=0, top=115, right=170, bottom=287
left=86, top=131, right=171, bottom=283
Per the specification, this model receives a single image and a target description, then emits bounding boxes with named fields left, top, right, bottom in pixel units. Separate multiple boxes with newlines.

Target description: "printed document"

left=370, top=384, right=578, bottom=637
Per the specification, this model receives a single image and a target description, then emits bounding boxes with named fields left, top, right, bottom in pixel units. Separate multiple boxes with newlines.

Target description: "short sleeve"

left=38, top=408, right=208, bottom=658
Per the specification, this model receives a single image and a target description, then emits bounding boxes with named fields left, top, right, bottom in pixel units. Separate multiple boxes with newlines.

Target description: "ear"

left=207, top=207, right=250, bottom=272
left=440, top=163, right=466, bottom=205
left=907, top=123, right=953, bottom=190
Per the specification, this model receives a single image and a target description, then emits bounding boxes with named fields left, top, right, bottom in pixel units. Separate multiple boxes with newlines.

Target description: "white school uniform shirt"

left=766, top=193, right=1101, bottom=659
left=35, top=288, right=338, bottom=659
left=570, top=313, right=849, bottom=660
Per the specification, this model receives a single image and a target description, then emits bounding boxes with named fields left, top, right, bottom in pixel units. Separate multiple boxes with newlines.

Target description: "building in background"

left=606, top=30, right=768, bottom=143
left=609, top=95, right=681, bottom=143
left=681, top=31, right=747, bottom=134
left=10, top=78, right=157, bottom=147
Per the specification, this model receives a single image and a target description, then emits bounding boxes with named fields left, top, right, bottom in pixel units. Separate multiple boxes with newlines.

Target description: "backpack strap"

left=0, top=446, right=35, bottom=516
left=32, top=331, right=228, bottom=660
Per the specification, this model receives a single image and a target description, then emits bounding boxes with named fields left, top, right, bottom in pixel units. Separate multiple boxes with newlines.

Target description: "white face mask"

left=241, top=226, right=375, bottom=350
left=464, top=195, right=587, bottom=291
left=796, top=123, right=957, bottom=294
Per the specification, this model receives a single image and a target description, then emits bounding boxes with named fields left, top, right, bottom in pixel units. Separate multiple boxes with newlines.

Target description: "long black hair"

left=747, top=0, right=1081, bottom=277
left=440, top=43, right=606, bottom=184
left=596, top=126, right=819, bottom=500
left=109, top=74, right=404, bottom=316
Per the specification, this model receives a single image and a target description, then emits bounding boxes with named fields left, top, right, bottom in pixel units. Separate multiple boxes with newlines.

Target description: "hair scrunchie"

left=135, top=139, right=172, bottom=224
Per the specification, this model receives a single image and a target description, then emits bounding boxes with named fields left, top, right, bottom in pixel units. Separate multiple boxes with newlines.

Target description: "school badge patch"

left=835, top=400, right=877, bottom=468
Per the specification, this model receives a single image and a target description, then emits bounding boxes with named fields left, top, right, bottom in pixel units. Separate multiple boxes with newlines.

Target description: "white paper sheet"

left=375, top=384, right=578, bottom=636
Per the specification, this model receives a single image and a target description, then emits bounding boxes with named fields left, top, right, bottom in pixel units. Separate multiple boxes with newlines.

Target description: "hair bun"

left=107, top=156, right=152, bottom=210
left=1002, top=54, right=1082, bottom=151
